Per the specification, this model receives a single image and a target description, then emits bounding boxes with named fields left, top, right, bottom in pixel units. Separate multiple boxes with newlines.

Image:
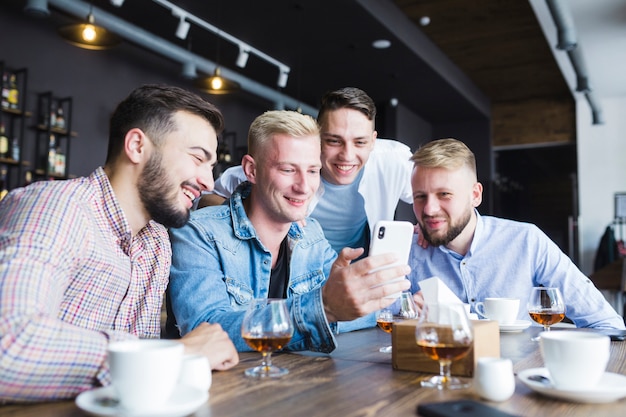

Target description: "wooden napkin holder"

left=391, top=319, right=500, bottom=377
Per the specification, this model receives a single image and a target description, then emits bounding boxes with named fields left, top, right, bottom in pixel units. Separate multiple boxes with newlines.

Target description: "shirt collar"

left=92, top=167, right=161, bottom=251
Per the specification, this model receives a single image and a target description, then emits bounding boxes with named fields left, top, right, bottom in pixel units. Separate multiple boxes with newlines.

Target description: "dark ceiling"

left=35, top=0, right=571, bottom=129
left=395, top=0, right=571, bottom=103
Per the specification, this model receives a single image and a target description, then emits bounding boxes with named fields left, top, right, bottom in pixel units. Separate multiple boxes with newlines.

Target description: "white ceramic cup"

left=474, top=298, right=519, bottom=324
left=108, top=339, right=184, bottom=412
left=474, top=357, right=515, bottom=402
left=540, top=331, right=610, bottom=390
left=179, top=354, right=212, bottom=392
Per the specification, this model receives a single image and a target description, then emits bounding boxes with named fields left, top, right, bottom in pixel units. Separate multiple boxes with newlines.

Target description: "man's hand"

left=322, top=248, right=411, bottom=323
left=414, top=223, right=428, bottom=249
left=179, top=323, right=239, bottom=371
left=412, top=290, right=425, bottom=312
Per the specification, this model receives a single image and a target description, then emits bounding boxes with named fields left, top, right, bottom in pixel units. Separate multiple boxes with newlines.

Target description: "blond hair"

left=248, top=110, right=319, bottom=157
left=410, top=138, right=477, bottom=178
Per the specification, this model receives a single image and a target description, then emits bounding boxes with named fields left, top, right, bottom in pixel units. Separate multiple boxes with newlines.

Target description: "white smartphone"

left=368, top=220, right=414, bottom=298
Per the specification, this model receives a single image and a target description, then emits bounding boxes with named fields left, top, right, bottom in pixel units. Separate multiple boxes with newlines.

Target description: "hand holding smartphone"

left=368, top=221, right=414, bottom=298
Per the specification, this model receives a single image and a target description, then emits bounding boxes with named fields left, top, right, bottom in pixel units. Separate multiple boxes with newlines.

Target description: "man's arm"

left=0, top=190, right=129, bottom=402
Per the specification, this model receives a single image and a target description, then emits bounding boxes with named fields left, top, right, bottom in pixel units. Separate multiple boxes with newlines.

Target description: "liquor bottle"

left=54, top=146, right=65, bottom=176
left=1, top=72, right=9, bottom=109
left=48, top=134, right=56, bottom=174
left=49, top=106, right=57, bottom=128
left=0, top=165, right=8, bottom=201
left=55, top=106, right=65, bottom=130
left=0, top=123, right=8, bottom=158
left=11, top=137, right=19, bottom=161
left=7, top=74, right=19, bottom=110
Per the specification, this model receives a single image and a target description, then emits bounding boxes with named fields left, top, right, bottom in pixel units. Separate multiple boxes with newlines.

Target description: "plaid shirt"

left=0, top=167, right=171, bottom=402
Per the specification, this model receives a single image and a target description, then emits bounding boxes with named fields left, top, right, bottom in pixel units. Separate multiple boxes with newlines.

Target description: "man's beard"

left=421, top=209, right=472, bottom=247
left=138, top=151, right=190, bottom=229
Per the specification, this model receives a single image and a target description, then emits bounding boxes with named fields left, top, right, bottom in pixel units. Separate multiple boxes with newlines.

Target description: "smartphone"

left=368, top=221, right=414, bottom=297
left=417, top=400, right=520, bottom=417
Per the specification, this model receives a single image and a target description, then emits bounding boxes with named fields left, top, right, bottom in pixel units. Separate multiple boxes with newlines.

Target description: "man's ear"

left=472, top=181, right=483, bottom=208
left=241, top=154, right=257, bottom=184
left=124, top=128, right=149, bottom=164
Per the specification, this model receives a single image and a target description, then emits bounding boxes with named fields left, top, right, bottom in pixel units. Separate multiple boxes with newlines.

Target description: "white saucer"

left=499, top=320, right=531, bottom=333
left=518, top=367, right=626, bottom=403
left=76, top=384, right=208, bottom=417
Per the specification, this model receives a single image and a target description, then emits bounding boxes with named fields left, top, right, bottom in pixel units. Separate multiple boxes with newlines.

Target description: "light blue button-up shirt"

left=408, top=211, right=625, bottom=329
left=168, top=182, right=340, bottom=352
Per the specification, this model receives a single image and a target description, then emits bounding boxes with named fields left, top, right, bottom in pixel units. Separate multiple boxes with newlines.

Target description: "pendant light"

left=58, top=7, right=121, bottom=50
left=195, top=67, right=240, bottom=95
left=194, top=1, right=238, bottom=95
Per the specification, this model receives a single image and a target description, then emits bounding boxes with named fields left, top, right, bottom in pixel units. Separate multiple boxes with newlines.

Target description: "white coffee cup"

left=179, top=354, right=212, bottom=392
left=475, top=298, right=519, bottom=324
left=474, top=357, right=515, bottom=402
left=540, top=331, right=610, bottom=390
left=108, top=339, right=184, bottom=412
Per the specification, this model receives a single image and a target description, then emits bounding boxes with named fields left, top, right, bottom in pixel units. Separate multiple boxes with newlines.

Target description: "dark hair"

left=105, top=84, right=225, bottom=164
left=317, top=87, right=377, bottom=124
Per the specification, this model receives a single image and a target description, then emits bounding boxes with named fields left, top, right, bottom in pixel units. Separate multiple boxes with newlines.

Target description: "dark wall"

left=0, top=4, right=270, bottom=180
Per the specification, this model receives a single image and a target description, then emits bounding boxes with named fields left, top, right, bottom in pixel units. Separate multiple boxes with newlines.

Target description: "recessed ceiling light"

left=372, top=39, right=391, bottom=49
left=420, top=16, right=431, bottom=26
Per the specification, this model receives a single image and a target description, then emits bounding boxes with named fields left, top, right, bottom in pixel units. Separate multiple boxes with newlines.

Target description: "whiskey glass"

left=415, top=303, right=473, bottom=389
left=375, top=292, right=418, bottom=353
left=241, top=298, right=294, bottom=378
left=527, top=287, right=565, bottom=341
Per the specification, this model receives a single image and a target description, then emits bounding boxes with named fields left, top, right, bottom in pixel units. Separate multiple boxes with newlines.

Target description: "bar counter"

left=3, top=326, right=626, bottom=416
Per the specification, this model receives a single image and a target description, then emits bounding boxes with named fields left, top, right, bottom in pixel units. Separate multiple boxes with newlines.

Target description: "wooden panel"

left=492, top=98, right=575, bottom=147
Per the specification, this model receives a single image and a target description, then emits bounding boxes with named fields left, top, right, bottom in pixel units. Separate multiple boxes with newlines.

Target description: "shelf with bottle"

left=1, top=62, right=30, bottom=190
left=34, top=92, right=74, bottom=180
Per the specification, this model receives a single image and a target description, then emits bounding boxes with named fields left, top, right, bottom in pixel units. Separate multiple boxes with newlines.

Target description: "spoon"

left=527, top=374, right=552, bottom=386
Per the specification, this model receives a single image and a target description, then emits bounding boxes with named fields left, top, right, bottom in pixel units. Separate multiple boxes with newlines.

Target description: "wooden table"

left=4, top=326, right=626, bottom=416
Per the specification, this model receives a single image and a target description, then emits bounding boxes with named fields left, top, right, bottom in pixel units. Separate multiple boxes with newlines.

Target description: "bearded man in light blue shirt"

left=408, top=138, right=624, bottom=329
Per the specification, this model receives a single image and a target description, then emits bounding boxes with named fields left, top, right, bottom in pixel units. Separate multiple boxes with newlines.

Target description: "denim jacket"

left=168, top=183, right=339, bottom=353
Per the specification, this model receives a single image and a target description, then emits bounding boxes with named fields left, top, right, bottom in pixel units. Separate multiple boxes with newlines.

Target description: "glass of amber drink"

left=376, top=292, right=418, bottom=353
left=415, top=303, right=473, bottom=389
left=527, top=287, right=565, bottom=341
left=241, top=298, right=294, bottom=378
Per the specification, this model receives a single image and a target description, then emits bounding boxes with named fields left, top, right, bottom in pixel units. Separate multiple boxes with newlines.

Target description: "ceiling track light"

left=58, top=9, right=121, bottom=50
left=153, top=0, right=289, bottom=88
left=236, top=46, right=250, bottom=68
left=175, top=15, right=191, bottom=40
left=277, top=67, right=289, bottom=89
